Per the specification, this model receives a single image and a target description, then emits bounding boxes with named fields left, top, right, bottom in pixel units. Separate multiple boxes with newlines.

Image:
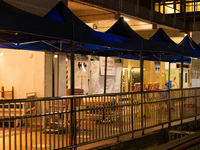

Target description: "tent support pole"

left=140, top=51, right=144, bottom=134
left=168, top=62, right=171, bottom=128
left=181, top=56, right=184, bottom=127
left=70, top=41, right=76, bottom=148
left=104, top=56, right=108, bottom=94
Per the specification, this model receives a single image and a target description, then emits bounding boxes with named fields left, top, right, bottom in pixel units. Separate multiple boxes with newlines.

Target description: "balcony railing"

left=0, top=87, right=200, bottom=149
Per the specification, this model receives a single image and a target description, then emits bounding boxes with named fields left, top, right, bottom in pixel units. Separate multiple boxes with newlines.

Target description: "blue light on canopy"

left=179, top=35, right=200, bottom=51
left=106, top=19, right=187, bottom=62
left=43, top=1, right=134, bottom=56
left=179, top=35, right=200, bottom=58
left=149, top=28, right=192, bottom=62
left=44, top=1, right=92, bottom=30
left=0, top=1, right=74, bottom=43
left=44, top=6, right=65, bottom=22
left=0, top=41, right=53, bottom=51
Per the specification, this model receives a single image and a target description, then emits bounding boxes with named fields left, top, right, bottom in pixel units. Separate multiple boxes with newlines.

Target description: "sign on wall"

left=100, top=57, right=116, bottom=76
left=154, top=61, right=161, bottom=73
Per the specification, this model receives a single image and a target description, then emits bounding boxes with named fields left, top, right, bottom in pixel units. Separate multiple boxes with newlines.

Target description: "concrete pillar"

left=44, top=52, right=66, bottom=97
left=191, top=31, right=200, bottom=44
left=44, top=52, right=53, bottom=97
left=58, top=53, right=67, bottom=96
left=190, top=31, right=200, bottom=88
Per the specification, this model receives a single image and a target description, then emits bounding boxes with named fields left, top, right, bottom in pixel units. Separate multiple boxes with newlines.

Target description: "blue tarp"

left=149, top=28, right=176, bottom=45
left=0, top=1, right=135, bottom=55
left=0, top=1, right=199, bottom=61
left=149, top=28, right=191, bottom=62
left=0, top=1, right=74, bottom=43
left=44, top=2, right=193, bottom=61
left=106, top=18, right=187, bottom=62
left=106, top=17, right=143, bottom=40
left=179, top=35, right=200, bottom=55
left=44, top=2, right=140, bottom=55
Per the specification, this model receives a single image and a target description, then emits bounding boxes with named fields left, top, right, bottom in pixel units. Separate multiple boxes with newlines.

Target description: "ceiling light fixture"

left=124, top=18, right=130, bottom=22
left=54, top=54, right=58, bottom=58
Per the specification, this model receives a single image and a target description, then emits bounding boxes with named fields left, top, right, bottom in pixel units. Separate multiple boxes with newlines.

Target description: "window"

left=154, top=0, right=200, bottom=14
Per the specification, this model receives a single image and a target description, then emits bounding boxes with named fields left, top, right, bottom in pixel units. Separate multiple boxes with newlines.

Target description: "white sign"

left=154, top=61, right=160, bottom=73
left=100, top=57, right=116, bottom=76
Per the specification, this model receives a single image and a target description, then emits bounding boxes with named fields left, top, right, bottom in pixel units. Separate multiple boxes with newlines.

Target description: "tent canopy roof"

left=105, top=19, right=191, bottom=62
left=0, top=1, right=75, bottom=43
left=149, top=28, right=177, bottom=45
left=44, top=2, right=188, bottom=61
left=179, top=35, right=200, bottom=51
left=106, top=17, right=143, bottom=40
left=0, top=1, right=199, bottom=62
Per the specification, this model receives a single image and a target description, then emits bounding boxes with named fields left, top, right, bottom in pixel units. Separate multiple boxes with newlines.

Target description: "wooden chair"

left=147, top=83, right=153, bottom=91
left=66, top=89, right=84, bottom=107
left=1, top=86, right=14, bottom=99
left=134, top=83, right=146, bottom=92
left=153, top=82, right=160, bottom=90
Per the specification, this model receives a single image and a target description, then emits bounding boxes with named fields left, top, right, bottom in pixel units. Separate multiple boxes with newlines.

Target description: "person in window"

left=162, top=81, right=174, bottom=111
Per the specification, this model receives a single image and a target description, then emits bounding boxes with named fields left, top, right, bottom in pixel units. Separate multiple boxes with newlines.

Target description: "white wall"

left=0, top=49, right=44, bottom=98
left=89, top=59, right=122, bottom=94
left=68, top=58, right=89, bottom=95
left=68, top=56, right=122, bottom=95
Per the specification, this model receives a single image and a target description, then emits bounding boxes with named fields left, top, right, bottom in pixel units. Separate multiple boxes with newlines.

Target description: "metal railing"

left=0, top=87, right=200, bottom=149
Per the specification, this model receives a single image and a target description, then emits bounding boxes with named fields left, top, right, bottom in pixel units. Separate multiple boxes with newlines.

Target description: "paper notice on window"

left=100, top=57, right=116, bottom=76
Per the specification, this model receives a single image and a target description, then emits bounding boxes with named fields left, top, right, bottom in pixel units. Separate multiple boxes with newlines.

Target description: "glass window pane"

left=155, top=3, right=160, bottom=12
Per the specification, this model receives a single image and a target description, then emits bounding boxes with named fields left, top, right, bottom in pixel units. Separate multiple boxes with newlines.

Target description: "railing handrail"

left=0, top=87, right=200, bottom=149
left=0, top=87, right=200, bottom=103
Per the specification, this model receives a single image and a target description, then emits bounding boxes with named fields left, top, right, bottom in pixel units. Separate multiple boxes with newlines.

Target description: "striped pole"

left=66, top=58, right=68, bottom=89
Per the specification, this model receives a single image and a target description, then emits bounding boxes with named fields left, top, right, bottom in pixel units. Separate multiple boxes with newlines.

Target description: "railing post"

left=70, top=40, right=77, bottom=149
left=131, top=93, right=134, bottom=138
left=181, top=56, right=184, bottom=127
left=168, top=89, right=171, bottom=128
left=195, top=89, right=197, bottom=127
left=119, top=95, right=123, bottom=133
left=168, top=62, right=171, bottom=128
left=140, top=51, right=144, bottom=134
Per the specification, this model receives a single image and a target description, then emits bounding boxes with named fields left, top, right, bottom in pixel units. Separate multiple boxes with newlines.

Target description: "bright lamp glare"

left=124, top=18, right=130, bottom=22
left=0, top=52, right=3, bottom=56
left=54, top=55, right=58, bottom=58
left=184, top=33, right=187, bottom=36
